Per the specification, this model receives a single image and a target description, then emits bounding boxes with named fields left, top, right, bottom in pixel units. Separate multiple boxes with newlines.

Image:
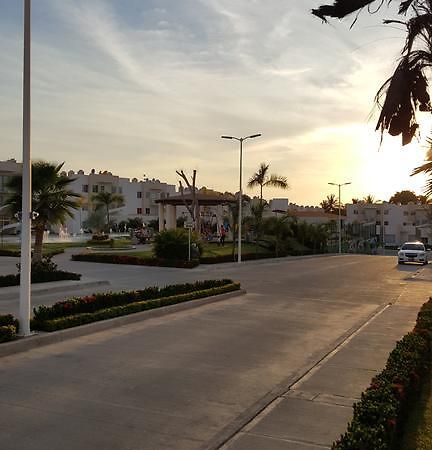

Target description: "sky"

left=0, top=0, right=431, bottom=205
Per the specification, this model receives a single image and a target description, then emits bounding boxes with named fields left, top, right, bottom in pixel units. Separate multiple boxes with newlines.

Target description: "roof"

left=155, top=192, right=237, bottom=206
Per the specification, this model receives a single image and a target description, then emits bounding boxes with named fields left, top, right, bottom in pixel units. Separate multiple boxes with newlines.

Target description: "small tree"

left=320, top=194, right=338, bottom=214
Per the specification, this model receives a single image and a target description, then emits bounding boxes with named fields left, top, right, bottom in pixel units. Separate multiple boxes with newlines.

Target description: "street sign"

left=184, top=221, right=194, bottom=229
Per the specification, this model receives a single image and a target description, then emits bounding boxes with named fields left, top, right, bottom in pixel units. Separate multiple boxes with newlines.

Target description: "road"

left=0, top=254, right=431, bottom=450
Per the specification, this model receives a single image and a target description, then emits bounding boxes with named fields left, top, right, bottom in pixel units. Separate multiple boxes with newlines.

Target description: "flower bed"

left=71, top=253, right=199, bottom=268
left=32, top=279, right=240, bottom=331
left=0, top=314, right=19, bottom=343
left=332, top=298, right=432, bottom=449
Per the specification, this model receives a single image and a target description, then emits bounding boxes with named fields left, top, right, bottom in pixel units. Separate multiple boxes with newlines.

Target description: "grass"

left=200, top=242, right=271, bottom=257
left=0, top=238, right=133, bottom=255
left=397, top=369, right=432, bottom=450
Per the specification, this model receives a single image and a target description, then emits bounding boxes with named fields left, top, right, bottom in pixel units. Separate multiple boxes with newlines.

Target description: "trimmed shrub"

left=331, top=299, right=432, bottom=450
left=153, top=229, right=202, bottom=260
left=91, top=234, right=109, bottom=241
left=31, top=280, right=240, bottom=331
left=0, top=314, right=19, bottom=343
left=0, top=256, right=81, bottom=287
left=71, top=253, right=199, bottom=268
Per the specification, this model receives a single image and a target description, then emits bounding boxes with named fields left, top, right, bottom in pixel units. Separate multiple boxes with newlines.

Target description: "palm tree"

left=363, top=195, right=375, bottom=204
left=91, top=191, right=124, bottom=230
left=247, top=162, right=289, bottom=204
left=320, top=194, right=338, bottom=214
left=312, top=1, right=432, bottom=146
left=6, top=161, right=81, bottom=261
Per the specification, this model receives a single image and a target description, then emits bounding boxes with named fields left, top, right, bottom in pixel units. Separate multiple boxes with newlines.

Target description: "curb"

left=0, top=288, right=246, bottom=358
left=0, top=279, right=110, bottom=300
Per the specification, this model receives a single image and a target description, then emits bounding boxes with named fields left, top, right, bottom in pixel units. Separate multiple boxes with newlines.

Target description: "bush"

left=153, top=229, right=202, bottom=260
left=0, top=256, right=81, bottom=287
left=91, top=234, right=109, bottom=241
left=332, top=299, right=432, bottom=450
left=31, top=280, right=240, bottom=331
left=71, top=253, right=199, bottom=268
left=0, top=314, right=19, bottom=343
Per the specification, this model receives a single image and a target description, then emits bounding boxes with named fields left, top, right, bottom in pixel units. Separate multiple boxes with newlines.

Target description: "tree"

left=262, top=215, right=293, bottom=257
left=312, top=1, right=432, bottom=146
left=6, top=161, right=81, bottom=261
left=82, top=210, right=106, bottom=233
left=247, top=162, right=289, bottom=204
left=91, top=192, right=124, bottom=231
left=176, top=169, right=200, bottom=233
left=320, top=194, right=338, bottom=213
left=389, top=190, right=419, bottom=204
left=363, top=195, right=376, bottom=204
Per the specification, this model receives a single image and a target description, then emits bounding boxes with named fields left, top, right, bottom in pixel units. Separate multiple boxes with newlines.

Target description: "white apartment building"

left=0, top=159, right=22, bottom=231
left=346, top=202, right=432, bottom=245
left=64, top=169, right=176, bottom=234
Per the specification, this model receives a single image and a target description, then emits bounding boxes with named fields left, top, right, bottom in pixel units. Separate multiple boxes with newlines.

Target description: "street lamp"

left=19, top=0, right=32, bottom=336
left=221, top=133, right=262, bottom=262
left=328, top=181, right=351, bottom=254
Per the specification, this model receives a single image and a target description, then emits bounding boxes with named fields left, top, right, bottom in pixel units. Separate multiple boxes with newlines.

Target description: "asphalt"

left=0, top=252, right=431, bottom=450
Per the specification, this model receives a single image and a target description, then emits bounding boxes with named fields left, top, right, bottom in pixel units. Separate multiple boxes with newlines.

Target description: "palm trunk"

left=33, top=225, right=45, bottom=262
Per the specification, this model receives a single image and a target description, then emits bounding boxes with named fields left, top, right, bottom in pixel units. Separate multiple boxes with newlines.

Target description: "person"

left=219, top=224, right=226, bottom=246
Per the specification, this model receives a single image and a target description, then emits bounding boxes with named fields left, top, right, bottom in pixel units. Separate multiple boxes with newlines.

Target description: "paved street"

left=0, top=254, right=431, bottom=449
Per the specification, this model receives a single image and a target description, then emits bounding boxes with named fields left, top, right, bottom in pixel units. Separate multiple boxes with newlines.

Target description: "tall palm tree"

left=91, top=191, right=124, bottom=230
left=412, top=138, right=432, bottom=195
left=247, top=162, right=289, bottom=204
left=312, top=1, right=432, bottom=146
left=320, top=194, right=338, bottom=214
left=6, top=161, right=81, bottom=261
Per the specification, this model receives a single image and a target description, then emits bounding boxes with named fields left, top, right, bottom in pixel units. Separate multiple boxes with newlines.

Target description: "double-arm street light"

left=221, top=133, right=262, bottom=263
left=328, top=181, right=351, bottom=254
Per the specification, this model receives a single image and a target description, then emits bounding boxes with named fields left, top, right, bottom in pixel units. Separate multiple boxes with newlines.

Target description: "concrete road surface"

left=0, top=254, right=431, bottom=450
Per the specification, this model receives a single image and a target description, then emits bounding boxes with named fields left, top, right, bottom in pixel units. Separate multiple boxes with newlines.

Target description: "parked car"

left=398, top=242, right=428, bottom=265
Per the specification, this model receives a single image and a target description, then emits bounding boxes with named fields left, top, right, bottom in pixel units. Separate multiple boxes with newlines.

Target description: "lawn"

left=200, top=242, right=271, bottom=257
left=397, top=370, right=432, bottom=449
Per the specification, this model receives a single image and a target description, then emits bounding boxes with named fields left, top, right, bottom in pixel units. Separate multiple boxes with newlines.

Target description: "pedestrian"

left=219, top=224, right=226, bottom=246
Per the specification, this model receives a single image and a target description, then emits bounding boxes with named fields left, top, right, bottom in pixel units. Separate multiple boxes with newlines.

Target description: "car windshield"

left=401, top=244, right=425, bottom=251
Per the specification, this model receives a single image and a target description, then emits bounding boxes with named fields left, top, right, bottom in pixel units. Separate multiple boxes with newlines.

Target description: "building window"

left=384, top=210, right=389, bottom=215
left=82, top=185, right=88, bottom=193
left=376, top=210, right=380, bottom=215
left=137, top=208, right=142, bottom=215
left=403, top=222, right=407, bottom=226
left=404, top=211, right=409, bottom=216
left=92, top=185, right=98, bottom=193
left=376, top=221, right=380, bottom=225
left=137, top=192, right=142, bottom=198
left=353, top=210, right=358, bottom=215
left=384, top=221, right=389, bottom=225
left=119, top=187, right=123, bottom=194
left=112, top=186, right=117, bottom=194
left=145, top=208, right=150, bottom=215
left=100, top=185, right=105, bottom=192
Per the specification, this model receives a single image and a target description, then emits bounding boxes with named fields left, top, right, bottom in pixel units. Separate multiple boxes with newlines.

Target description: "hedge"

left=331, top=298, right=432, bottom=449
left=31, top=280, right=240, bottom=331
left=0, top=249, right=64, bottom=258
left=71, top=253, right=199, bottom=268
left=0, top=314, right=19, bottom=343
left=0, top=270, right=81, bottom=288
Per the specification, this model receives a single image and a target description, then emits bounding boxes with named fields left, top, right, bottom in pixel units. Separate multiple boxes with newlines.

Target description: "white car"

left=398, top=242, right=428, bottom=265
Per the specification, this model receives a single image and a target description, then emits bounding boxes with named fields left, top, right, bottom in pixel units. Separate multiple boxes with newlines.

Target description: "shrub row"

left=0, top=270, right=81, bottom=288
left=33, top=279, right=234, bottom=321
left=32, top=281, right=240, bottom=332
left=0, top=314, right=19, bottom=343
left=71, top=253, right=199, bottom=268
left=332, top=298, right=432, bottom=450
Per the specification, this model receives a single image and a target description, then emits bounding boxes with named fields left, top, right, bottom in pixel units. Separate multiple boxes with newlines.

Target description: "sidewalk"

left=220, top=302, right=419, bottom=449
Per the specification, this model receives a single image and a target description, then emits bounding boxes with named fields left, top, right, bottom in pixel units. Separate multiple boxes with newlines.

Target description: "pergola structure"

left=155, top=192, right=236, bottom=232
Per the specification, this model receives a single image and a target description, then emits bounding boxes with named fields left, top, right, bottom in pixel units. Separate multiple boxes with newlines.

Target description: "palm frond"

left=312, top=0, right=377, bottom=22
left=265, top=175, right=289, bottom=189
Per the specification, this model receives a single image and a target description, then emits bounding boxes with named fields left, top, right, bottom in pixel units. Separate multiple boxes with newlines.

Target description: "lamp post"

left=328, top=181, right=351, bottom=254
left=19, top=0, right=32, bottom=336
left=221, top=133, right=261, bottom=262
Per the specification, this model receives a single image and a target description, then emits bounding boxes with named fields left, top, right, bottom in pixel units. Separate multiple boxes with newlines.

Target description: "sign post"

left=184, top=221, right=194, bottom=261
